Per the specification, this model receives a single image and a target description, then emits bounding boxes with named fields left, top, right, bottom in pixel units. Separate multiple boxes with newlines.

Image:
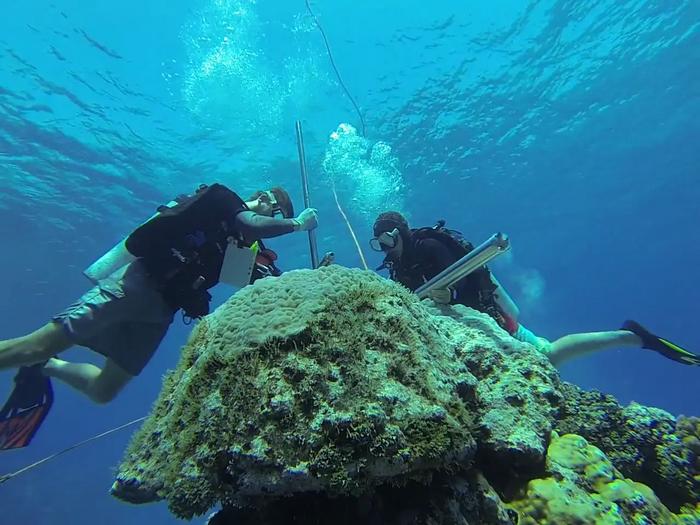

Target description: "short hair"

left=373, top=211, right=410, bottom=241
left=247, top=187, right=295, bottom=218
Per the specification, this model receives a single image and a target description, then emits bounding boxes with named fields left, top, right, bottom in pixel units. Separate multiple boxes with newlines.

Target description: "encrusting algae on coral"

left=509, top=433, right=700, bottom=525
left=109, top=266, right=700, bottom=524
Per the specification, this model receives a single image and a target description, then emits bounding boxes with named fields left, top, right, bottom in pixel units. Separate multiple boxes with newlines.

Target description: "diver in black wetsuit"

left=371, top=211, right=700, bottom=369
left=0, top=183, right=319, bottom=448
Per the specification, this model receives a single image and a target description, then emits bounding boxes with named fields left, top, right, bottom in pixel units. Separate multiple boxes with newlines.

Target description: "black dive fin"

left=622, top=320, right=700, bottom=366
left=0, top=364, right=53, bottom=450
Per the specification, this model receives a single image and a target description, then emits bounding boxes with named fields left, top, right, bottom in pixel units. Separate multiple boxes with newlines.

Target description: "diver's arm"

left=234, top=210, right=297, bottom=239
left=491, top=274, right=520, bottom=321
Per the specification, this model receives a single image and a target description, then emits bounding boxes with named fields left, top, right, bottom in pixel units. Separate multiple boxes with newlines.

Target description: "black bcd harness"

left=125, top=183, right=248, bottom=321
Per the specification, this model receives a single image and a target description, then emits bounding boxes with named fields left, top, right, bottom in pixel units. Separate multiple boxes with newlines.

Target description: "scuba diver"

left=370, top=211, right=700, bottom=369
left=0, top=183, right=318, bottom=449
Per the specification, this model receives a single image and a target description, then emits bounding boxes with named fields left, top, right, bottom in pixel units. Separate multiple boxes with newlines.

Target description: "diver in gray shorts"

left=0, top=184, right=318, bottom=424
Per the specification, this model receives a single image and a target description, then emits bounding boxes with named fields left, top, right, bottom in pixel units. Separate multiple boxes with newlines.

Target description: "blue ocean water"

left=0, top=0, right=698, bottom=522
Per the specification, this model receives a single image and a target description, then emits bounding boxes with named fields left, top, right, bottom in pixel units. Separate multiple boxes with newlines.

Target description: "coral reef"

left=555, top=385, right=700, bottom=508
left=509, top=433, right=700, bottom=525
left=110, top=266, right=700, bottom=523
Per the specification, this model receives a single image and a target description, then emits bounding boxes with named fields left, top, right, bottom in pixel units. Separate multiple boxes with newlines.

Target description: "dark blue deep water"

left=1, top=1, right=698, bottom=523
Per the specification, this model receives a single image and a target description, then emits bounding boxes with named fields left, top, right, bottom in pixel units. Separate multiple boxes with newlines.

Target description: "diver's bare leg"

left=43, top=357, right=134, bottom=404
left=0, top=322, right=72, bottom=370
left=546, top=330, right=642, bottom=367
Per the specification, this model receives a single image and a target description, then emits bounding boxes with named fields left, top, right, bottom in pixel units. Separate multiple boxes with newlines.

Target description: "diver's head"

left=246, top=187, right=295, bottom=218
left=371, top=211, right=410, bottom=260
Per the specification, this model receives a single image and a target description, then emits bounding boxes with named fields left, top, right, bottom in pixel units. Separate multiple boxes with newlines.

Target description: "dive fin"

left=622, top=320, right=700, bottom=366
left=0, top=364, right=53, bottom=450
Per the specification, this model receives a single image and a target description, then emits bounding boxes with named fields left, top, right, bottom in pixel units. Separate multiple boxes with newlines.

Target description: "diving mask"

left=369, top=228, right=400, bottom=252
left=263, top=191, right=284, bottom=217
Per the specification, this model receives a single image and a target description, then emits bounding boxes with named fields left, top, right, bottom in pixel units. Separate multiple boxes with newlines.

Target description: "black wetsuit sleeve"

left=234, top=210, right=297, bottom=240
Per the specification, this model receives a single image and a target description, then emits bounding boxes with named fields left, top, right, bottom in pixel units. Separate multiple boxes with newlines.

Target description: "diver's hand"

left=293, top=208, right=318, bottom=231
left=428, top=288, right=452, bottom=304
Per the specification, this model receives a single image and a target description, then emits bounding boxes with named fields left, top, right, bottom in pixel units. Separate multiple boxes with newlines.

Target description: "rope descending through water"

left=0, top=416, right=147, bottom=485
left=331, top=179, right=369, bottom=270
left=305, top=0, right=367, bottom=137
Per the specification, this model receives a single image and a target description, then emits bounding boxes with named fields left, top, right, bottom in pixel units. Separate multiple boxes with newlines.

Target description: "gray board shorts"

left=53, top=260, right=176, bottom=376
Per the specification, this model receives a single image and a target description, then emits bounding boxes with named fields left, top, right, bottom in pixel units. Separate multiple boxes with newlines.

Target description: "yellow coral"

left=676, top=503, right=700, bottom=524
left=509, top=434, right=694, bottom=525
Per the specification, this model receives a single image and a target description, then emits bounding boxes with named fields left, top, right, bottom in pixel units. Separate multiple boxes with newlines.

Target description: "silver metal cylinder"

left=415, top=233, right=510, bottom=299
left=295, top=120, right=319, bottom=269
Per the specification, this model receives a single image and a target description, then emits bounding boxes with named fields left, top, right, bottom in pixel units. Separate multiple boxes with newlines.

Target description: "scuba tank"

left=83, top=199, right=180, bottom=284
